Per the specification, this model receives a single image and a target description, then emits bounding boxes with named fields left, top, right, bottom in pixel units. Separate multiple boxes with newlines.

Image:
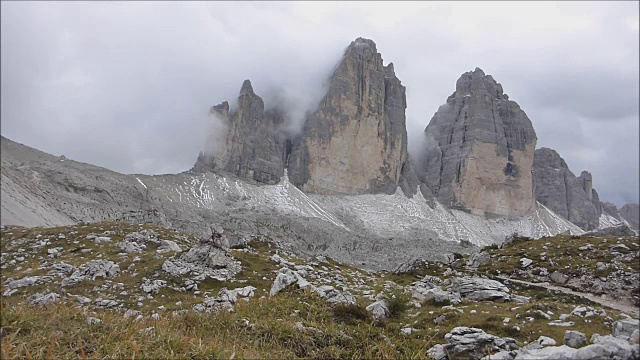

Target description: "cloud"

left=1, top=1, right=637, bottom=207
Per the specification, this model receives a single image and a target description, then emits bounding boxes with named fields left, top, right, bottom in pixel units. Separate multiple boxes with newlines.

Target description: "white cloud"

left=1, top=1, right=637, bottom=206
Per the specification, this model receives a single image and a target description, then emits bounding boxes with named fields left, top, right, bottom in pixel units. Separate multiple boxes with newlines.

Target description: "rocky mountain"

left=415, top=68, right=538, bottom=218
left=532, top=148, right=601, bottom=231
left=601, top=202, right=640, bottom=231
left=532, top=147, right=639, bottom=232
left=288, top=38, right=412, bottom=196
left=192, top=80, right=285, bottom=184
left=0, top=135, right=587, bottom=271
left=621, top=204, right=640, bottom=230
left=1, top=36, right=635, bottom=269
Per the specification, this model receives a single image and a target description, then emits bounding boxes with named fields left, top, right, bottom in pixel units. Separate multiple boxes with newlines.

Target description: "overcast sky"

left=1, top=1, right=638, bottom=207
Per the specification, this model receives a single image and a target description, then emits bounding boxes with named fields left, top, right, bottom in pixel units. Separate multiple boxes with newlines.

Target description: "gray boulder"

left=162, top=243, right=240, bottom=280
left=314, top=285, right=356, bottom=305
left=563, top=330, right=587, bottom=348
left=141, top=279, right=167, bottom=294
left=29, top=292, right=60, bottom=306
left=427, top=327, right=518, bottom=360
left=614, top=318, right=640, bottom=338
left=550, top=271, right=569, bottom=285
left=467, top=252, right=491, bottom=268
left=450, top=277, right=510, bottom=302
left=412, top=286, right=461, bottom=305
left=5, top=275, right=51, bottom=289
left=157, top=240, right=181, bottom=254
left=512, top=334, right=639, bottom=359
left=366, top=300, right=390, bottom=320
left=269, top=268, right=299, bottom=297
left=588, top=225, right=636, bottom=237
left=63, top=260, right=119, bottom=286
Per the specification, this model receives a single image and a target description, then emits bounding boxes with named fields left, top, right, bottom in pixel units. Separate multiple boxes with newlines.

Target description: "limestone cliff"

left=193, top=80, right=284, bottom=184
left=602, top=202, right=640, bottom=230
left=288, top=38, right=412, bottom=195
left=620, top=203, right=639, bottom=230
left=532, top=148, right=599, bottom=230
left=416, top=68, right=537, bottom=217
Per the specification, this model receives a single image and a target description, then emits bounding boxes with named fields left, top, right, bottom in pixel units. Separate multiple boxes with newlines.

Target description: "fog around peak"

left=1, top=1, right=637, bottom=206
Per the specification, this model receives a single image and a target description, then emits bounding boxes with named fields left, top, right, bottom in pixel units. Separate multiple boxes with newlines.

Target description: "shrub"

left=385, top=293, right=411, bottom=319
left=332, top=304, right=372, bottom=325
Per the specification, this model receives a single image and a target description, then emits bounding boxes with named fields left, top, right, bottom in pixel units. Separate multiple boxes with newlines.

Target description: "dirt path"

left=493, top=275, right=639, bottom=315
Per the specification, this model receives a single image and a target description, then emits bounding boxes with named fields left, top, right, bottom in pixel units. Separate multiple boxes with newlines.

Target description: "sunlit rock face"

left=416, top=68, right=538, bottom=217
left=288, top=37, right=413, bottom=196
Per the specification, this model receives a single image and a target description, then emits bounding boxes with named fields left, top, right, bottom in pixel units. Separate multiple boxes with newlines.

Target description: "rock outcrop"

left=620, top=203, right=640, bottom=230
left=288, top=38, right=412, bottom=195
left=193, top=80, right=285, bottom=184
left=533, top=148, right=600, bottom=230
left=416, top=68, right=538, bottom=217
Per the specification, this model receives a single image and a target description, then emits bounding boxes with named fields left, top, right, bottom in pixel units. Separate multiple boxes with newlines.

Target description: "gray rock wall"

left=288, top=38, right=412, bottom=195
left=416, top=68, right=538, bottom=217
left=193, top=80, right=284, bottom=184
left=620, top=203, right=639, bottom=230
left=532, top=148, right=599, bottom=230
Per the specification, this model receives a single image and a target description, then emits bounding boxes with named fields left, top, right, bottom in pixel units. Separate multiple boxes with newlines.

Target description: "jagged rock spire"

left=287, top=37, right=412, bottom=196
left=240, top=80, right=254, bottom=96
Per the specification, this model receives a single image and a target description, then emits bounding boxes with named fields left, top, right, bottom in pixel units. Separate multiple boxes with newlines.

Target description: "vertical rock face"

left=193, top=80, right=284, bottom=184
left=416, top=68, right=537, bottom=217
left=288, top=38, right=411, bottom=195
left=591, top=188, right=602, bottom=216
left=620, top=203, right=639, bottom=230
left=601, top=202, right=621, bottom=219
left=532, top=148, right=599, bottom=230
left=578, top=171, right=593, bottom=201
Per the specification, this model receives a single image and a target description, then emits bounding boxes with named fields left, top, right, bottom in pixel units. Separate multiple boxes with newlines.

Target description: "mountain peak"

left=240, top=79, right=254, bottom=96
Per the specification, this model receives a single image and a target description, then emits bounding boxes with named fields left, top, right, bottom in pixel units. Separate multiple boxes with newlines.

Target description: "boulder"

left=550, top=271, right=569, bottom=285
left=450, top=277, right=510, bottom=302
left=426, top=327, right=518, bottom=360
left=366, top=300, right=390, bottom=320
left=28, top=292, right=60, bottom=306
left=412, top=286, right=461, bottom=305
left=520, top=258, right=533, bottom=268
left=613, top=318, right=640, bottom=338
left=563, top=330, right=587, bottom=348
left=269, top=268, right=299, bottom=297
left=157, top=240, right=182, bottom=254
left=467, top=252, right=491, bottom=268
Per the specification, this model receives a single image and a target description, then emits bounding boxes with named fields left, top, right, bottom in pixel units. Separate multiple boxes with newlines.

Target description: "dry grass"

left=1, top=290, right=438, bottom=360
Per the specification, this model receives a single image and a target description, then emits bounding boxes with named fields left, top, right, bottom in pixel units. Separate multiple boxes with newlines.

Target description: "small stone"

left=86, top=317, right=102, bottom=325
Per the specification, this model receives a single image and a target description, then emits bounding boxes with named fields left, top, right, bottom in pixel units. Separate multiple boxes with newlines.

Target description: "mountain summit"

left=288, top=37, right=413, bottom=195
left=415, top=68, right=538, bottom=217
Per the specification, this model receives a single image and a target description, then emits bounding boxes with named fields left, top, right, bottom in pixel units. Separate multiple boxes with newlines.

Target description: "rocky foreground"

left=1, top=222, right=639, bottom=359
